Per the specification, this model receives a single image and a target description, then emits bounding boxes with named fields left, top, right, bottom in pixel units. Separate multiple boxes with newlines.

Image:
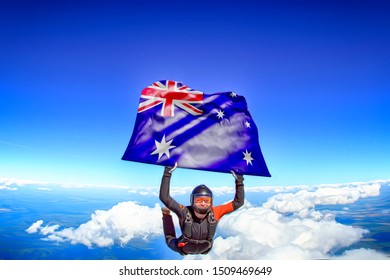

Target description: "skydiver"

left=159, top=163, right=245, bottom=255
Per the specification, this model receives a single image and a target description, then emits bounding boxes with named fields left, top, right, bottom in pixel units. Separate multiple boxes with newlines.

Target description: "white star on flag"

left=151, top=135, right=175, bottom=160
left=230, top=92, right=238, bottom=98
left=216, top=109, right=225, bottom=119
left=244, top=121, right=251, bottom=128
left=243, top=149, right=254, bottom=166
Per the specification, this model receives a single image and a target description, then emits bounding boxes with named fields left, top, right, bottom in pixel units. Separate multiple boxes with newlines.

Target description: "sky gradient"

left=1, top=0, right=389, bottom=188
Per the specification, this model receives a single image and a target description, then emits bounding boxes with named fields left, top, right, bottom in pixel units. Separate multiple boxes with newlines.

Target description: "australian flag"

left=122, top=80, right=271, bottom=177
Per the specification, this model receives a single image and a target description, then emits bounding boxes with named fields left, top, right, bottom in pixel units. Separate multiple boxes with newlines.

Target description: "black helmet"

left=190, top=185, right=213, bottom=214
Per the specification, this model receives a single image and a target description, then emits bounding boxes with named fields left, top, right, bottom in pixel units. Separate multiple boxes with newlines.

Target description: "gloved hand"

left=231, top=170, right=244, bottom=182
left=165, top=162, right=178, bottom=174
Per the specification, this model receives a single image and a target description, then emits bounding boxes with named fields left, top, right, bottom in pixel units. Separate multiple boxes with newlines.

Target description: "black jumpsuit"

left=159, top=168, right=244, bottom=255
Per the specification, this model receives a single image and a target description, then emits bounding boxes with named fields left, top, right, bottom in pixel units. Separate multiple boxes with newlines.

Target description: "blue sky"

left=1, top=0, right=389, bottom=188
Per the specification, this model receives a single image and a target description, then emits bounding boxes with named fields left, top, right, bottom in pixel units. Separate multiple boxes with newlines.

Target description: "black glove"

left=231, top=170, right=244, bottom=182
left=164, top=163, right=178, bottom=175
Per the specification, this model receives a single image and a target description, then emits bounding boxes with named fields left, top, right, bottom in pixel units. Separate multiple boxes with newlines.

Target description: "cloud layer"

left=263, top=182, right=381, bottom=214
left=187, top=181, right=388, bottom=260
left=26, top=202, right=162, bottom=248
left=193, top=203, right=369, bottom=259
left=23, top=179, right=390, bottom=259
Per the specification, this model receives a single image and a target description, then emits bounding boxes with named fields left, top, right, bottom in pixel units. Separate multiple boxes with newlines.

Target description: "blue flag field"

left=122, top=80, right=271, bottom=177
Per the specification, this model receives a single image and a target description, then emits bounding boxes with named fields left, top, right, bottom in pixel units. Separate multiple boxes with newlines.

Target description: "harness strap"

left=180, top=236, right=212, bottom=245
left=207, top=211, right=217, bottom=240
left=184, top=212, right=193, bottom=238
left=183, top=209, right=217, bottom=241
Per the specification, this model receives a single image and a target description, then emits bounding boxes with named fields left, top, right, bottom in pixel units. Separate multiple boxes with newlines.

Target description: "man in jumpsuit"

left=159, top=164, right=245, bottom=255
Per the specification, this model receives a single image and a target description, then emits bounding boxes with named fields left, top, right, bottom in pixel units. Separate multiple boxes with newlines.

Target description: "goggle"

left=194, top=196, right=212, bottom=204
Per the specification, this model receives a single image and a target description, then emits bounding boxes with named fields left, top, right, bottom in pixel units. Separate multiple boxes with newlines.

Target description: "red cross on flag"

left=137, top=80, right=203, bottom=117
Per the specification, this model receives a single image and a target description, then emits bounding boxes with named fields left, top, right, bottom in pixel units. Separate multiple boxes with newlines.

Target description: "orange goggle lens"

left=194, top=196, right=212, bottom=203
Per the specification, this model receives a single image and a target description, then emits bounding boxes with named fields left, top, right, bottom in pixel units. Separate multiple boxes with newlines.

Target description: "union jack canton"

left=138, top=80, right=203, bottom=117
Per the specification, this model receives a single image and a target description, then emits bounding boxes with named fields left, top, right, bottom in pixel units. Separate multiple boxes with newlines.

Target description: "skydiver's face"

left=194, top=196, right=212, bottom=210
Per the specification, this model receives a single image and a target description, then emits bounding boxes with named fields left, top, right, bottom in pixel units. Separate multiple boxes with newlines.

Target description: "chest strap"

left=183, top=210, right=217, bottom=241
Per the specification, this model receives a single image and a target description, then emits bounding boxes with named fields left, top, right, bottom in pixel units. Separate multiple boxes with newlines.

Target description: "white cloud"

left=3, top=176, right=389, bottom=198
left=184, top=202, right=388, bottom=260
left=27, top=202, right=163, bottom=248
left=37, top=187, right=52, bottom=191
left=127, top=186, right=194, bottom=196
left=0, top=177, right=130, bottom=191
left=0, top=177, right=46, bottom=188
left=184, top=181, right=389, bottom=260
left=0, top=185, right=17, bottom=191
left=0, top=178, right=19, bottom=190
left=333, top=248, right=389, bottom=260
left=263, top=182, right=382, bottom=214
left=40, top=224, right=60, bottom=235
left=26, top=220, right=44, bottom=234
left=125, top=180, right=389, bottom=198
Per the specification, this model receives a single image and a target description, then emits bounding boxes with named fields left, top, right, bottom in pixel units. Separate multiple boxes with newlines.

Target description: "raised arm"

left=159, top=164, right=183, bottom=215
left=231, top=171, right=245, bottom=210
left=213, top=172, right=245, bottom=221
left=159, top=166, right=175, bottom=207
